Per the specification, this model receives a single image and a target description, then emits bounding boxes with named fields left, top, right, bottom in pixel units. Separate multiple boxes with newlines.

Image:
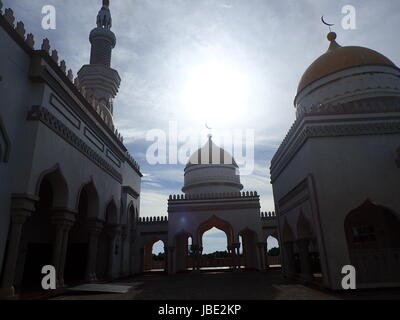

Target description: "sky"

left=4, top=0, right=400, bottom=253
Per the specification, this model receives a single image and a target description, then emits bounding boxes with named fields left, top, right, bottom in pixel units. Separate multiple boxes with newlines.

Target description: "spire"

left=77, top=0, right=121, bottom=121
left=327, top=32, right=341, bottom=51
left=97, top=0, right=112, bottom=29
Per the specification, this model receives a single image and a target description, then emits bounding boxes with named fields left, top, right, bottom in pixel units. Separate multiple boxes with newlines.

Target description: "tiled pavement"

left=50, top=270, right=400, bottom=300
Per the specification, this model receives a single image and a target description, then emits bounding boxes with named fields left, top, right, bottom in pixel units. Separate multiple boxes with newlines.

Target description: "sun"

left=180, top=61, right=250, bottom=127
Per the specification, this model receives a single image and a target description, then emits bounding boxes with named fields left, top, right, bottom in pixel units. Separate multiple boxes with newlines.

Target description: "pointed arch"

left=35, top=164, right=69, bottom=207
left=344, top=199, right=400, bottom=284
left=282, top=220, right=295, bottom=243
left=297, top=211, right=314, bottom=240
left=196, top=215, right=233, bottom=247
left=105, top=198, right=118, bottom=224
left=75, top=178, right=100, bottom=218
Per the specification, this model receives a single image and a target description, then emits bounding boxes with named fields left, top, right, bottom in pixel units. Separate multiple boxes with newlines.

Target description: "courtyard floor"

left=50, top=270, right=400, bottom=300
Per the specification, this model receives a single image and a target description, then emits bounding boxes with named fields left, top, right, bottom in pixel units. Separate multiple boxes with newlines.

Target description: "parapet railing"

left=137, top=216, right=168, bottom=223
left=168, top=191, right=259, bottom=201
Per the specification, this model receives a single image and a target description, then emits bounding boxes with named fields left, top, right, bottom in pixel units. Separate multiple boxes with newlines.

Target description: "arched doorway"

left=17, top=168, right=69, bottom=292
left=344, top=200, right=400, bottom=284
left=266, top=235, right=280, bottom=269
left=64, top=181, right=98, bottom=284
left=143, top=239, right=165, bottom=272
left=196, top=216, right=233, bottom=271
left=202, top=227, right=229, bottom=270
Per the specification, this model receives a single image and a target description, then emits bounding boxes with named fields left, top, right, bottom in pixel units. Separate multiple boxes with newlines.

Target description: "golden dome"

left=297, top=32, right=396, bottom=94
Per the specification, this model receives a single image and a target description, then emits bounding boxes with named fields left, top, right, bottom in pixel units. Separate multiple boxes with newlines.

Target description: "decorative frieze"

left=273, top=97, right=400, bottom=169
left=271, top=119, right=400, bottom=182
left=137, top=216, right=168, bottom=224
left=27, top=105, right=123, bottom=183
left=168, top=191, right=259, bottom=201
left=260, top=211, right=276, bottom=219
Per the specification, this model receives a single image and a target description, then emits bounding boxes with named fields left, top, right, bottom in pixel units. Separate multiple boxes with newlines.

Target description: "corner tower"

left=78, top=0, right=121, bottom=124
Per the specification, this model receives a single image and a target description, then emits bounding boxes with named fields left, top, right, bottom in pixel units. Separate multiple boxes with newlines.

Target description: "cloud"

left=6, top=0, right=400, bottom=223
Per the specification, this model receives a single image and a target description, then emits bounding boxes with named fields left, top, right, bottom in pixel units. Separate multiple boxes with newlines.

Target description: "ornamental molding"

left=27, top=105, right=123, bottom=183
left=271, top=118, right=400, bottom=182
left=168, top=202, right=260, bottom=213
left=296, top=96, right=400, bottom=119
left=122, top=185, right=139, bottom=199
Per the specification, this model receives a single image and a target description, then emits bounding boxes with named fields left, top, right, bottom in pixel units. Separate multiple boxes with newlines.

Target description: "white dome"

left=182, top=136, right=243, bottom=194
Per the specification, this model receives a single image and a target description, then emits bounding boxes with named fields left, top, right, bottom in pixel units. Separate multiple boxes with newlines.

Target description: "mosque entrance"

left=344, top=200, right=400, bottom=285
left=201, top=227, right=231, bottom=270
left=143, top=239, right=166, bottom=272
left=197, top=216, right=234, bottom=271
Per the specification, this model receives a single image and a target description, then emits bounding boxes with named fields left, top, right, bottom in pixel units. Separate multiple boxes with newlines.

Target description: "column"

left=257, top=242, right=266, bottom=271
left=227, top=246, right=233, bottom=270
left=129, top=232, right=136, bottom=275
left=85, top=218, right=103, bottom=282
left=167, top=246, right=175, bottom=274
left=163, top=245, right=168, bottom=273
left=297, top=239, right=313, bottom=281
left=51, top=208, right=76, bottom=288
left=0, top=194, right=37, bottom=298
left=283, top=241, right=296, bottom=276
left=231, top=242, right=241, bottom=271
left=107, top=224, right=121, bottom=279
left=119, top=226, right=128, bottom=277
left=191, top=244, right=200, bottom=272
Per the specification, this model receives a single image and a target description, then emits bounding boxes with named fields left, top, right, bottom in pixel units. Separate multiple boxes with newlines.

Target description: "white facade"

left=0, top=3, right=142, bottom=298
left=272, top=32, right=400, bottom=290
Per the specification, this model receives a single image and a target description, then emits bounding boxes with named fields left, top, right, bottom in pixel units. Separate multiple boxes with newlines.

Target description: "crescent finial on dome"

left=327, top=32, right=341, bottom=51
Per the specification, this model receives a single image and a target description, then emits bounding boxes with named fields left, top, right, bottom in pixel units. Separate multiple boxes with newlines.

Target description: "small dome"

left=186, top=135, right=238, bottom=167
left=297, top=32, right=396, bottom=94
left=183, top=136, right=242, bottom=194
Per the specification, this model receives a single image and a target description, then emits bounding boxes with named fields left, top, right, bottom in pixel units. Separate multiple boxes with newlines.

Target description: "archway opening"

left=19, top=178, right=54, bottom=292
left=344, top=200, right=400, bottom=284
left=201, top=227, right=230, bottom=270
left=266, top=235, right=281, bottom=269
left=150, top=240, right=166, bottom=272
left=64, top=182, right=98, bottom=284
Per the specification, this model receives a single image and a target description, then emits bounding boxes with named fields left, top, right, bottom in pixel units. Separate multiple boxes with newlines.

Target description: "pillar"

left=119, top=226, right=128, bottom=277
left=51, top=208, right=76, bottom=288
left=85, top=218, right=103, bottom=282
left=163, top=245, right=168, bottom=273
left=257, top=242, right=266, bottom=271
left=0, top=194, right=37, bottom=298
left=191, top=244, right=200, bottom=272
left=297, top=239, right=313, bottom=281
left=129, top=232, right=136, bottom=275
left=231, top=242, right=241, bottom=271
left=167, top=246, right=175, bottom=274
left=283, top=241, right=296, bottom=276
left=107, top=224, right=121, bottom=279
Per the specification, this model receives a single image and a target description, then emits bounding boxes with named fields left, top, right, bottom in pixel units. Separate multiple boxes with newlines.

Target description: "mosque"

left=0, top=0, right=399, bottom=299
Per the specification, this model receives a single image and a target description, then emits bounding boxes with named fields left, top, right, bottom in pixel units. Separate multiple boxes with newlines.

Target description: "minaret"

left=78, top=0, right=121, bottom=124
